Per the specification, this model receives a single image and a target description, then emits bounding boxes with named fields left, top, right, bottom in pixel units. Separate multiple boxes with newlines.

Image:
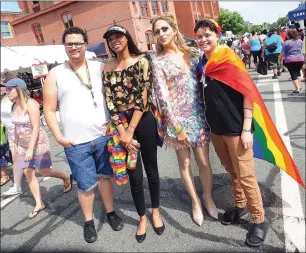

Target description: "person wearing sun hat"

left=3, top=77, right=72, bottom=219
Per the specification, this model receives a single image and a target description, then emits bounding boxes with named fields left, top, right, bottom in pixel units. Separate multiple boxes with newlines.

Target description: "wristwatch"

left=242, top=128, right=252, bottom=132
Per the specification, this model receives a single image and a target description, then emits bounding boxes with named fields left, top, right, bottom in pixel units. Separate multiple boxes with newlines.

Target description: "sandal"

left=64, top=174, right=73, bottom=193
left=221, top=207, right=248, bottom=225
left=245, top=220, right=269, bottom=247
left=29, top=207, right=46, bottom=219
left=1, top=176, right=10, bottom=186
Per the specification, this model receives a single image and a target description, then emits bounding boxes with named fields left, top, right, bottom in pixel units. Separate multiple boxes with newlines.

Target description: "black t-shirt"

left=203, top=75, right=254, bottom=136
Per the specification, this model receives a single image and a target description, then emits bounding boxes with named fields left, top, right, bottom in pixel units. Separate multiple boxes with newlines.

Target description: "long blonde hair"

left=15, top=87, right=31, bottom=110
left=151, top=13, right=196, bottom=56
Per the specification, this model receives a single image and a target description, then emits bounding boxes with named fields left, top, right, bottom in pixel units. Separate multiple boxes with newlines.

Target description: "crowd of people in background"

left=223, top=24, right=305, bottom=93
left=1, top=13, right=305, bottom=249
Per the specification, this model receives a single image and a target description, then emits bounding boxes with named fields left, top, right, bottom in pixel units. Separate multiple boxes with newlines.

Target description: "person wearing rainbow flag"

left=194, top=19, right=305, bottom=247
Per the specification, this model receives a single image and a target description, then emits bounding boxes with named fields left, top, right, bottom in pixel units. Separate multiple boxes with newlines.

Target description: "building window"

left=151, top=1, right=159, bottom=15
left=139, top=1, right=149, bottom=17
left=32, top=23, right=44, bottom=44
left=161, top=0, right=168, bottom=12
left=145, top=31, right=154, bottom=50
left=62, top=12, right=74, bottom=29
left=1, top=21, right=12, bottom=38
left=32, top=1, right=40, bottom=12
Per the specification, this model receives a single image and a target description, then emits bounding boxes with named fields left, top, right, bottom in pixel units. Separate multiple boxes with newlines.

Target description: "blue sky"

left=0, top=1, right=302, bottom=24
left=219, top=1, right=301, bottom=24
left=1, top=1, right=20, bottom=12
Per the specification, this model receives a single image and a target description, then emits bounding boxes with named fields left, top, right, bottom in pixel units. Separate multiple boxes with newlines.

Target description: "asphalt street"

left=1, top=67, right=305, bottom=253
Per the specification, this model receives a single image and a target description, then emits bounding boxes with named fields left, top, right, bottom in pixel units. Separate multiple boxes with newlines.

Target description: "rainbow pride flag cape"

left=204, top=45, right=305, bottom=188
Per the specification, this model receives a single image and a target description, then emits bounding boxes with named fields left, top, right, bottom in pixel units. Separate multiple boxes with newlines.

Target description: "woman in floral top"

left=151, top=14, right=218, bottom=226
left=102, top=25, right=164, bottom=243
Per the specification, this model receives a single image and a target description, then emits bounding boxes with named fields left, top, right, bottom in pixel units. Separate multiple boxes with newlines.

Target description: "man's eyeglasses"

left=64, top=42, right=85, bottom=48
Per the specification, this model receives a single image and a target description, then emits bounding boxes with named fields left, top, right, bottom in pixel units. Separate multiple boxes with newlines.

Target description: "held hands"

left=56, top=136, right=76, bottom=148
left=24, top=148, right=33, bottom=162
left=241, top=131, right=253, bottom=150
left=127, top=139, right=140, bottom=153
left=120, top=131, right=140, bottom=153
left=119, top=131, right=133, bottom=147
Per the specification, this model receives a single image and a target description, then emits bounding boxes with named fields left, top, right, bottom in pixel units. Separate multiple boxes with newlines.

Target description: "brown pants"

left=211, top=133, right=265, bottom=224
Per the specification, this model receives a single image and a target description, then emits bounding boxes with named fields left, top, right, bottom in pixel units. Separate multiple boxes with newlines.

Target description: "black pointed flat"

left=153, top=221, right=165, bottom=235
left=135, top=232, right=146, bottom=243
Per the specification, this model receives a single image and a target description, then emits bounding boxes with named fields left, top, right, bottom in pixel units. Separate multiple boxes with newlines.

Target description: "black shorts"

left=286, top=61, right=304, bottom=80
left=266, top=53, right=280, bottom=69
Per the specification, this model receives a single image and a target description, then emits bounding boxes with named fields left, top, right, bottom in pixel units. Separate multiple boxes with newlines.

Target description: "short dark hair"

left=251, top=30, right=256, bottom=36
left=262, top=29, right=267, bottom=35
left=105, top=25, right=142, bottom=58
left=269, top=28, right=275, bottom=33
left=61, top=27, right=88, bottom=44
left=287, top=29, right=298, bottom=40
left=194, top=19, right=218, bottom=34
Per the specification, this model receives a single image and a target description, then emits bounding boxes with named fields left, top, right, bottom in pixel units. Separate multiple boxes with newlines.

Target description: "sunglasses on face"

left=64, top=42, right=85, bottom=48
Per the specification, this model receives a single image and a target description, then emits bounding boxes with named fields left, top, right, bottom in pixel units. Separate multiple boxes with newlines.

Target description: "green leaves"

left=218, top=9, right=249, bottom=35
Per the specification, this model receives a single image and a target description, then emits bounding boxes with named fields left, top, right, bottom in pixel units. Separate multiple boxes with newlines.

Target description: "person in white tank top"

left=43, top=27, right=123, bottom=243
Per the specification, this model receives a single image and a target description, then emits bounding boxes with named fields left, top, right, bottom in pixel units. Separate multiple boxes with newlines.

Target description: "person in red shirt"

left=280, top=27, right=287, bottom=42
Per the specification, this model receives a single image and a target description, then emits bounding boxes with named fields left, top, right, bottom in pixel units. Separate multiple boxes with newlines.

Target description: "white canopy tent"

left=1, top=45, right=96, bottom=125
left=1, top=46, right=40, bottom=72
left=1, top=45, right=96, bottom=72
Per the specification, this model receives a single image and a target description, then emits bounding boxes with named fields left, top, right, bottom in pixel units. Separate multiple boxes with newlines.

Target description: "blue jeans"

left=64, top=135, right=113, bottom=192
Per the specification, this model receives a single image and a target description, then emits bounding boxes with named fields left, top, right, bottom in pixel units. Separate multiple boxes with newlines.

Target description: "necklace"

left=68, top=61, right=97, bottom=108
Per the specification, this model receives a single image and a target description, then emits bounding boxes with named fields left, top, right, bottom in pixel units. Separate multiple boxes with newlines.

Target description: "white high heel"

left=192, top=212, right=204, bottom=226
left=204, top=197, right=218, bottom=220
left=192, top=200, right=204, bottom=226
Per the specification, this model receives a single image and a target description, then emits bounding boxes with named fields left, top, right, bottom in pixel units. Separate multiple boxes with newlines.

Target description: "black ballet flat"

left=135, top=232, right=146, bottom=243
left=153, top=221, right=165, bottom=235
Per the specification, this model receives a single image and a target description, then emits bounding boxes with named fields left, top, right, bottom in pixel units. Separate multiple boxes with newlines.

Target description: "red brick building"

left=0, top=11, right=28, bottom=46
left=2, top=1, right=219, bottom=57
left=174, top=1, right=220, bottom=38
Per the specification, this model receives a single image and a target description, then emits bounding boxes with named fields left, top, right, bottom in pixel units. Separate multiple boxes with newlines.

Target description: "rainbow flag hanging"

left=204, top=45, right=305, bottom=189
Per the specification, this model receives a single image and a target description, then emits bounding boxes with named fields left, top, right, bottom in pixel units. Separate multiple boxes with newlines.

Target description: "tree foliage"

left=218, top=9, right=247, bottom=35
left=277, top=17, right=286, bottom=27
left=251, top=25, right=263, bottom=33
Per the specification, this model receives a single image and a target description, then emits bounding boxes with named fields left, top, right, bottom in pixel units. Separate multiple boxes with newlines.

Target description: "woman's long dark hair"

left=106, top=25, right=142, bottom=58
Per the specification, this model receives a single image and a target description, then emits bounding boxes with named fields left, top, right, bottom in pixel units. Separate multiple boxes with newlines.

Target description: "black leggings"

left=124, top=108, right=160, bottom=216
left=251, top=50, right=262, bottom=64
left=286, top=61, right=304, bottom=81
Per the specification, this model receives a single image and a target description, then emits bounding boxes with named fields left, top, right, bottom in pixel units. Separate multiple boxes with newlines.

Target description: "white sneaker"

left=2, top=186, right=22, bottom=196
left=42, top=176, right=51, bottom=181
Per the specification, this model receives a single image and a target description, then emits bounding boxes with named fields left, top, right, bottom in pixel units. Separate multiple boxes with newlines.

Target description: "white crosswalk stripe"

left=273, top=81, right=305, bottom=253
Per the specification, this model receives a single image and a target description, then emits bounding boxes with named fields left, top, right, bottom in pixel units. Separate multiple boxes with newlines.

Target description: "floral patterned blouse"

left=152, top=51, right=210, bottom=150
left=102, top=55, right=153, bottom=126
